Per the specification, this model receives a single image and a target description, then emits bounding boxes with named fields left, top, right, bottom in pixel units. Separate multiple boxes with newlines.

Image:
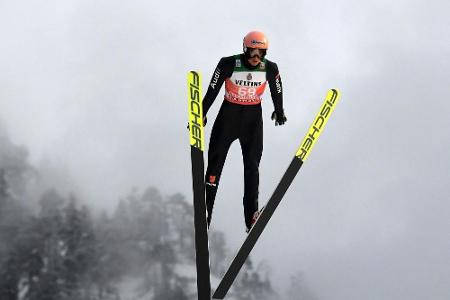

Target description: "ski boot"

left=246, top=206, right=265, bottom=233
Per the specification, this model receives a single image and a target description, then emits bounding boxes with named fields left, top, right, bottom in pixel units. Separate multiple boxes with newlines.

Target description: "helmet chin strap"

left=243, top=46, right=250, bottom=59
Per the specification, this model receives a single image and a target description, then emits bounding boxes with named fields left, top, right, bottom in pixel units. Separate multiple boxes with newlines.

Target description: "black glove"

left=187, top=116, right=207, bottom=130
left=271, top=111, right=287, bottom=126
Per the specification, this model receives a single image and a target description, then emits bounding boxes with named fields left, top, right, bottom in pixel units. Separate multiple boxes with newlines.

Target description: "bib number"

left=238, top=87, right=257, bottom=97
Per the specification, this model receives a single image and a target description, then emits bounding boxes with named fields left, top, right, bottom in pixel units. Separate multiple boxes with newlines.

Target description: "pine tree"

left=231, top=259, right=276, bottom=300
left=58, top=196, right=97, bottom=299
left=209, top=230, right=228, bottom=276
left=92, top=210, right=123, bottom=299
left=23, top=190, right=65, bottom=300
left=166, top=193, right=195, bottom=262
left=0, top=173, right=31, bottom=298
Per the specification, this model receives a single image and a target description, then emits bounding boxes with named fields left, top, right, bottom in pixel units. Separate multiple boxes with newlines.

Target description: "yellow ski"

left=188, top=71, right=211, bottom=300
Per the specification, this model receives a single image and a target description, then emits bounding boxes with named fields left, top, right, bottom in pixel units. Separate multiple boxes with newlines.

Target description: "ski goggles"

left=247, top=48, right=267, bottom=59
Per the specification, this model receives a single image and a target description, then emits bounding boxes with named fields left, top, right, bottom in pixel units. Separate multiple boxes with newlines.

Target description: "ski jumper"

left=203, top=54, right=284, bottom=229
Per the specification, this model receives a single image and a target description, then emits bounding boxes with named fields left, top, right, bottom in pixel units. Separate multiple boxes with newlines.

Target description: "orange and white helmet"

left=243, top=31, right=268, bottom=58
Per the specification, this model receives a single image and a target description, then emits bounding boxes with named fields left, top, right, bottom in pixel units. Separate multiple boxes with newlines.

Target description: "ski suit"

left=203, top=53, right=284, bottom=229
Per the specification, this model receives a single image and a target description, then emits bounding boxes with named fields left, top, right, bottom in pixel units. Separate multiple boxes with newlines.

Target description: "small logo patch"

left=247, top=73, right=252, bottom=80
left=236, top=59, right=241, bottom=68
left=251, top=40, right=265, bottom=46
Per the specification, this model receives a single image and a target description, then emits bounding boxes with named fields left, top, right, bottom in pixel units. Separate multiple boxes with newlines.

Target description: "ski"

left=188, top=71, right=211, bottom=300
left=213, top=89, right=340, bottom=299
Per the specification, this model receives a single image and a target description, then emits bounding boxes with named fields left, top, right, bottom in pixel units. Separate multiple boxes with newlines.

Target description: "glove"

left=271, top=111, right=287, bottom=126
left=187, top=116, right=207, bottom=130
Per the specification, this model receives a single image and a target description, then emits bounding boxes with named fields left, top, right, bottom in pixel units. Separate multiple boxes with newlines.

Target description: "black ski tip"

left=212, top=289, right=225, bottom=299
left=213, top=282, right=231, bottom=299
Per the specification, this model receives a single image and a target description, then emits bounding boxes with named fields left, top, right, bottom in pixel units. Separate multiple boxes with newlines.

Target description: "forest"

left=0, top=123, right=314, bottom=300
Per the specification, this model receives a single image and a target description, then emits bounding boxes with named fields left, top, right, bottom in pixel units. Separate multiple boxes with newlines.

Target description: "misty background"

left=1, top=0, right=450, bottom=299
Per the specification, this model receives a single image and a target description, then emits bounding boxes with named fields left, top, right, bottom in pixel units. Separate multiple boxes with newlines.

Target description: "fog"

left=1, top=0, right=449, bottom=299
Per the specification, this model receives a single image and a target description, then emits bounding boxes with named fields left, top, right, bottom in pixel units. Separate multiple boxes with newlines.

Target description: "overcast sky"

left=1, top=0, right=449, bottom=299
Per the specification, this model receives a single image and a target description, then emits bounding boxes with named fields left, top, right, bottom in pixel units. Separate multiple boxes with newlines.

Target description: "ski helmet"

left=243, top=31, right=268, bottom=59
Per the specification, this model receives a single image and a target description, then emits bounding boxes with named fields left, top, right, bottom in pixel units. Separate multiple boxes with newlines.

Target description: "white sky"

left=1, top=0, right=449, bottom=298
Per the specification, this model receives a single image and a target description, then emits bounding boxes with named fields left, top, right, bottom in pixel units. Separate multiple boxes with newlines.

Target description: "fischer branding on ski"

left=188, top=71, right=211, bottom=300
left=189, top=71, right=205, bottom=151
left=296, top=89, right=339, bottom=161
left=213, top=89, right=340, bottom=299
